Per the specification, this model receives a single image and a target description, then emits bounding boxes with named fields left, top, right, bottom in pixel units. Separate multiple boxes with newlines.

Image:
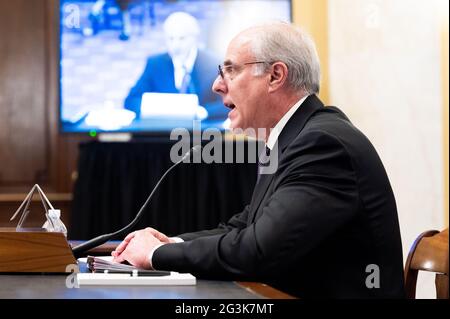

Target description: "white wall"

left=328, top=0, right=448, bottom=298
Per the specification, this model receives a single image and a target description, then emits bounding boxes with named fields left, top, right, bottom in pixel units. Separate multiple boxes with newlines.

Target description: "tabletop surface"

left=0, top=273, right=262, bottom=299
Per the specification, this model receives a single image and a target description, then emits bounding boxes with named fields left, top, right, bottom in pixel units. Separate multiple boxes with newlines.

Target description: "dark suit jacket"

left=153, top=95, right=405, bottom=298
left=124, top=50, right=227, bottom=121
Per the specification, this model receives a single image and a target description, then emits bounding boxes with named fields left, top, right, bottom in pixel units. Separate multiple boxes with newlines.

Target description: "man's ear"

left=268, top=62, right=288, bottom=93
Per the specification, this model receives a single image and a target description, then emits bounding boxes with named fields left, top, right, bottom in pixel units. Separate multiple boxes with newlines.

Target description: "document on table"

left=76, top=256, right=196, bottom=286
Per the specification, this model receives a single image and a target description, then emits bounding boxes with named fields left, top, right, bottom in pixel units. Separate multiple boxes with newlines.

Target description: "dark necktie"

left=257, top=145, right=271, bottom=183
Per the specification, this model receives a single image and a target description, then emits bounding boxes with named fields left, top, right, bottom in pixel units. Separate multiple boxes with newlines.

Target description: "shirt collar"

left=266, top=95, right=309, bottom=150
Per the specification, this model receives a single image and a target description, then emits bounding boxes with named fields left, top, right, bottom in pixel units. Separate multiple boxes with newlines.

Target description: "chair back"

left=404, top=228, right=449, bottom=299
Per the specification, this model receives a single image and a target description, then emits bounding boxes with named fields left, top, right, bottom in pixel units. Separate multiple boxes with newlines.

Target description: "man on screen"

left=124, top=11, right=226, bottom=121
left=113, top=22, right=405, bottom=298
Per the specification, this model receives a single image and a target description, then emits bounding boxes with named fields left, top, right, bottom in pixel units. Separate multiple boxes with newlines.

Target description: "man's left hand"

left=112, top=228, right=164, bottom=269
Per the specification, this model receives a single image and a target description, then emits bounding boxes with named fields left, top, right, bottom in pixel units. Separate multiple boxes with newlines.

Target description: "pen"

left=100, top=269, right=171, bottom=276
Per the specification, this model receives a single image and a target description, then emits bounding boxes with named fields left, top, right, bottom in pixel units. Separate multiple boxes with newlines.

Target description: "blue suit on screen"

left=124, top=50, right=227, bottom=121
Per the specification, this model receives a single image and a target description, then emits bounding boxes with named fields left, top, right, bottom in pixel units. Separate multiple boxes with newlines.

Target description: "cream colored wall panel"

left=328, top=0, right=448, bottom=298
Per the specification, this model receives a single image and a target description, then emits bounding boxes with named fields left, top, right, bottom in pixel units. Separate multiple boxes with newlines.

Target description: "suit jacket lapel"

left=277, top=94, right=324, bottom=153
left=164, top=54, right=178, bottom=92
left=247, top=94, right=325, bottom=223
left=247, top=166, right=276, bottom=223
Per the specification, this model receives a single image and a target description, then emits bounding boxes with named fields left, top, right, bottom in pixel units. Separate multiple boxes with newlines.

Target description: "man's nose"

left=212, top=75, right=227, bottom=95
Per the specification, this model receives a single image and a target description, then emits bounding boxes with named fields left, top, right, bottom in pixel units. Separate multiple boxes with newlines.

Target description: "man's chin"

left=229, top=126, right=258, bottom=139
left=228, top=120, right=243, bottom=133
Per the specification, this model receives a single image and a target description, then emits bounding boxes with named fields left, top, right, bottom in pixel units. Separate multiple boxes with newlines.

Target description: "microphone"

left=71, top=145, right=201, bottom=257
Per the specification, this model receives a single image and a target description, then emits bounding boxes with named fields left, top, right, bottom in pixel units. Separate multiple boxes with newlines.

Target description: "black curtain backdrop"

left=69, top=139, right=258, bottom=240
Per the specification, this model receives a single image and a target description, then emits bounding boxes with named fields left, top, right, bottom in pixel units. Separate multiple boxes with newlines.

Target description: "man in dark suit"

left=113, top=22, right=405, bottom=298
left=124, top=11, right=227, bottom=121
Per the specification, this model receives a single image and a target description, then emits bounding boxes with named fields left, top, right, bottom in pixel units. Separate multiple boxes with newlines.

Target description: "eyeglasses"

left=218, top=61, right=269, bottom=80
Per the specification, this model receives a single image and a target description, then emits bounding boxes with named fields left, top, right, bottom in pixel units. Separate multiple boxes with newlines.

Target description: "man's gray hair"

left=250, top=22, right=321, bottom=94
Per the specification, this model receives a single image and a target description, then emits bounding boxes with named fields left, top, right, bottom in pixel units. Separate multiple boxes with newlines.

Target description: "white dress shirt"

left=266, top=94, right=309, bottom=150
left=172, top=48, right=197, bottom=90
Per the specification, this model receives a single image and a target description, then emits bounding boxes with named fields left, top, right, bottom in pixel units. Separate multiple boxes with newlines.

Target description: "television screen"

left=59, top=0, right=292, bottom=133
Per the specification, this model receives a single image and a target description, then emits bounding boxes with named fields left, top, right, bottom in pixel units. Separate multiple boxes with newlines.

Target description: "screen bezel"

left=57, top=0, right=293, bottom=137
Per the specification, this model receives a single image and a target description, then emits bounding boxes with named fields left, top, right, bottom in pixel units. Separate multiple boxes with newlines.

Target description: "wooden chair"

left=404, top=228, right=449, bottom=299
